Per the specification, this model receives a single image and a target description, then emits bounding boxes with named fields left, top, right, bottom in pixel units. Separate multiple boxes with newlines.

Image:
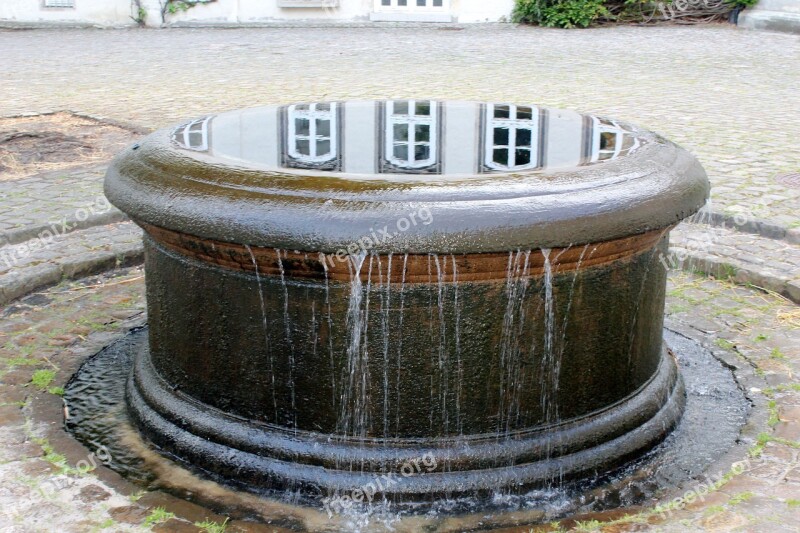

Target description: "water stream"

left=245, top=245, right=278, bottom=420
left=338, top=251, right=369, bottom=439
left=275, top=249, right=296, bottom=428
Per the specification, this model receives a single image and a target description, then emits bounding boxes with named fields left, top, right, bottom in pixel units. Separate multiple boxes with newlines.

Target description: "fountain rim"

left=104, top=102, right=710, bottom=253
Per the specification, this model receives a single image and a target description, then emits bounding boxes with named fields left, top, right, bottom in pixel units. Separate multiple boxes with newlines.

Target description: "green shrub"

left=512, top=0, right=547, bottom=24
left=727, top=0, right=759, bottom=7
left=513, top=0, right=740, bottom=28
left=512, top=0, right=612, bottom=28
left=544, top=0, right=612, bottom=28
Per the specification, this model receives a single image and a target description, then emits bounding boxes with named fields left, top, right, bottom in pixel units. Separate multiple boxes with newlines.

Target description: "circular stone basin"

left=104, top=100, right=709, bottom=502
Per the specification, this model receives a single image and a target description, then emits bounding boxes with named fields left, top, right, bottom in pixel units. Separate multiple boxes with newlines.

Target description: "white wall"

left=453, top=0, right=515, bottom=22
left=0, top=0, right=516, bottom=26
left=0, top=0, right=133, bottom=26
left=161, top=0, right=372, bottom=25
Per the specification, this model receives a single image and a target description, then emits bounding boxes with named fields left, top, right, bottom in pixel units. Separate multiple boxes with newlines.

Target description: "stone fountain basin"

left=104, top=100, right=709, bottom=500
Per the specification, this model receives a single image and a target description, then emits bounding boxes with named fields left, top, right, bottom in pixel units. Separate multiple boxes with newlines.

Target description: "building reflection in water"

left=171, top=100, right=643, bottom=176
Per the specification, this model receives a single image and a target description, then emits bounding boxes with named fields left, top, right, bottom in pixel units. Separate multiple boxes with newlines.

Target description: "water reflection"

left=171, top=101, right=643, bottom=175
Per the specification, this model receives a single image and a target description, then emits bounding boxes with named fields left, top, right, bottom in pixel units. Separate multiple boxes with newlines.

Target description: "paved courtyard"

left=0, top=22, right=799, bottom=532
left=2, top=24, right=799, bottom=227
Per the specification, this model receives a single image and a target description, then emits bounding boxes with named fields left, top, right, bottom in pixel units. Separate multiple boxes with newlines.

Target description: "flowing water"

left=245, top=244, right=278, bottom=420
left=395, top=253, right=408, bottom=438
left=275, top=249, right=296, bottom=428
left=338, top=251, right=369, bottom=438
left=320, top=252, right=338, bottom=408
left=498, top=250, right=532, bottom=436
left=380, top=253, right=392, bottom=438
left=451, top=254, right=463, bottom=436
left=540, top=248, right=558, bottom=425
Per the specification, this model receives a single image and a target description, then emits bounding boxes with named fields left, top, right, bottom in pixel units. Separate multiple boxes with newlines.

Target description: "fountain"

left=103, top=100, right=710, bottom=504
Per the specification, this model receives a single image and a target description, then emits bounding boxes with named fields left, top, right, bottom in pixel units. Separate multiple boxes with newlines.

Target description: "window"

left=484, top=104, right=542, bottom=172
left=44, top=0, right=75, bottom=6
left=589, top=118, right=640, bottom=163
left=376, top=0, right=446, bottom=10
left=171, top=117, right=211, bottom=152
left=382, top=100, right=440, bottom=172
left=283, top=103, right=341, bottom=170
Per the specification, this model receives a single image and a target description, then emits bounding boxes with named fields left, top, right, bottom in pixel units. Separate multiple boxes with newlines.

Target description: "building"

left=0, top=0, right=517, bottom=27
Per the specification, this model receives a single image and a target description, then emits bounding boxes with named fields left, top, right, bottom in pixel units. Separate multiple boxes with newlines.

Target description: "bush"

left=513, top=0, right=740, bottom=28
left=512, top=0, right=612, bottom=28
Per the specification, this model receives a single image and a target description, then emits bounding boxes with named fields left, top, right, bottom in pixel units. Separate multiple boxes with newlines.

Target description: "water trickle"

left=556, top=245, right=589, bottom=361
left=360, top=255, right=375, bottom=441
left=319, top=253, right=337, bottom=408
left=395, top=253, right=408, bottom=437
left=245, top=245, right=278, bottom=420
left=338, top=251, right=372, bottom=440
left=380, top=254, right=392, bottom=438
left=451, top=254, right=463, bottom=435
left=433, top=254, right=449, bottom=433
left=540, top=248, right=558, bottom=424
left=626, top=229, right=669, bottom=368
left=275, top=249, right=296, bottom=426
left=498, top=250, right=532, bottom=435
left=427, top=254, right=435, bottom=433
left=310, top=300, right=318, bottom=384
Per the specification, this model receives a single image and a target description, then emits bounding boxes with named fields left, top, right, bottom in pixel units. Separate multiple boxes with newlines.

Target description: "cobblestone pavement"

left=0, top=24, right=798, bottom=228
left=0, top=165, right=126, bottom=246
left=0, top=221, right=142, bottom=307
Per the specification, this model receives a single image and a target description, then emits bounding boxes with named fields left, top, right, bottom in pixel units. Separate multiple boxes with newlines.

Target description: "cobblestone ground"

left=0, top=166, right=125, bottom=246
left=1, top=24, right=798, bottom=227
left=0, top=22, right=799, bottom=533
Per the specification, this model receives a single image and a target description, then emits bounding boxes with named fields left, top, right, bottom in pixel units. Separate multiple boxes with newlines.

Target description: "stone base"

left=126, top=342, right=685, bottom=501
left=739, top=1, right=800, bottom=34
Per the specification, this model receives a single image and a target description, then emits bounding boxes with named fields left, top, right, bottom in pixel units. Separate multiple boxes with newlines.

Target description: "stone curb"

left=703, top=209, right=800, bottom=245
left=669, top=247, right=800, bottom=304
left=69, top=111, right=153, bottom=136
left=0, top=208, right=129, bottom=247
left=0, top=239, right=143, bottom=308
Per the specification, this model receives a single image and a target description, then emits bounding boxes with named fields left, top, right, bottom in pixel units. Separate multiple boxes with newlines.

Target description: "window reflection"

left=589, top=118, right=641, bottom=163
left=382, top=100, right=440, bottom=173
left=484, top=104, right=542, bottom=172
left=171, top=117, right=211, bottom=152
left=171, top=101, right=646, bottom=176
left=284, top=103, right=340, bottom=170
